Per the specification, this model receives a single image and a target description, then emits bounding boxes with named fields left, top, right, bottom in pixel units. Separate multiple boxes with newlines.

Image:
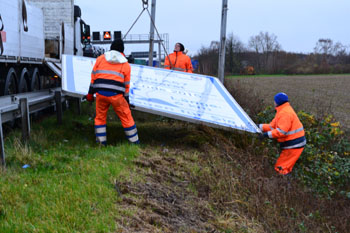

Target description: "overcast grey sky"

left=75, top=0, right=350, bottom=56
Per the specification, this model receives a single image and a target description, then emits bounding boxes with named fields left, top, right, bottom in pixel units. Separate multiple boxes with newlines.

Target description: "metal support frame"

left=68, top=97, right=82, bottom=115
left=20, top=98, right=30, bottom=142
left=0, top=88, right=66, bottom=167
left=148, top=0, right=156, bottom=66
left=218, top=0, right=228, bottom=83
left=158, top=42, right=162, bottom=67
left=55, top=91, right=62, bottom=125
left=76, top=98, right=81, bottom=115
left=0, top=114, right=5, bottom=167
left=92, top=33, right=169, bottom=66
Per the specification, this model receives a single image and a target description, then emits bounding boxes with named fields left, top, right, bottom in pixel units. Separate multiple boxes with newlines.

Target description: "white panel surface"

left=62, top=55, right=96, bottom=96
left=62, top=54, right=260, bottom=133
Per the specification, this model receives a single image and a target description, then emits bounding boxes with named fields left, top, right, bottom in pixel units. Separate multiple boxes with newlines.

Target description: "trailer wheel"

left=18, top=67, right=29, bottom=93
left=30, top=68, right=41, bottom=91
left=3, top=67, right=18, bottom=95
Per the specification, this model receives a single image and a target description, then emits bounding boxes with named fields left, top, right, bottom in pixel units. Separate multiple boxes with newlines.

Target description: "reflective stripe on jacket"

left=164, top=51, right=193, bottom=73
left=259, top=102, right=306, bottom=149
left=89, top=51, right=131, bottom=96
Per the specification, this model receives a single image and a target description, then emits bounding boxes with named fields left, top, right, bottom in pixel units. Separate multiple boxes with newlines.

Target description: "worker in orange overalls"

left=259, top=93, right=306, bottom=175
left=164, top=42, right=193, bottom=73
left=85, top=39, right=139, bottom=145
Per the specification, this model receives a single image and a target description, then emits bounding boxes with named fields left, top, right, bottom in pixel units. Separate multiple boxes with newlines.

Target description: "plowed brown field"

left=227, top=74, right=350, bottom=130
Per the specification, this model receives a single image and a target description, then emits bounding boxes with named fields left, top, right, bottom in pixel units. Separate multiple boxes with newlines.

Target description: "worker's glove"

left=85, top=93, right=94, bottom=102
left=127, top=55, right=134, bottom=64
left=258, top=132, right=268, bottom=140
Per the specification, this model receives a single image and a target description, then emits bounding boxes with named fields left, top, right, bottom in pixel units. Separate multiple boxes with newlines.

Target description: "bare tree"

left=195, top=42, right=220, bottom=75
left=248, top=31, right=281, bottom=73
left=225, top=33, right=245, bottom=74
left=313, top=38, right=347, bottom=67
left=333, top=42, right=348, bottom=64
left=314, top=39, right=334, bottom=55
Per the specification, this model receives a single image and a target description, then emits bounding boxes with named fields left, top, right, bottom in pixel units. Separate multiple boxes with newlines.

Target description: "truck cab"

left=0, top=0, right=92, bottom=96
left=74, top=5, right=91, bottom=57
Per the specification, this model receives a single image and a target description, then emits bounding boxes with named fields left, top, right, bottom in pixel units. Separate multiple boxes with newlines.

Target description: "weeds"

left=256, top=106, right=350, bottom=198
left=224, top=76, right=350, bottom=232
left=1, top=74, right=349, bottom=232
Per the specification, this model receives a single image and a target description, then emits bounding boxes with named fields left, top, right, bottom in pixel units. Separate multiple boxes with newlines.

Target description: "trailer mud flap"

left=45, top=61, right=62, bottom=78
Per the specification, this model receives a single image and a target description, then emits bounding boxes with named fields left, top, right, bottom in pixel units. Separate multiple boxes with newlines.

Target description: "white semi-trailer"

left=0, top=0, right=91, bottom=96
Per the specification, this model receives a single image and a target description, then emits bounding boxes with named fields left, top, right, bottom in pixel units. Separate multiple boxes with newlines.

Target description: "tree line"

left=193, top=31, right=350, bottom=76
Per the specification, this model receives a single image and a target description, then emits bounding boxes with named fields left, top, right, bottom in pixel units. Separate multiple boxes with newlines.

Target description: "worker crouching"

left=86, top=39, right=139, bottom=145
left=259, top=93, right=306, bottom=175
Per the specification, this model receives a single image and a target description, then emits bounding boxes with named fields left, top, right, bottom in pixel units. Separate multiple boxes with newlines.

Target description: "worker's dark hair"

left=111, top=39, right=124, bottom=53
left=177, top=42, right=185, bottom=52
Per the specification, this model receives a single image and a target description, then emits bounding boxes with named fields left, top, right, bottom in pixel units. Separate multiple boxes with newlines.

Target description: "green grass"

left=1, top=93, right=349, bottom=232
left=0, top=108, right=140, bottom=232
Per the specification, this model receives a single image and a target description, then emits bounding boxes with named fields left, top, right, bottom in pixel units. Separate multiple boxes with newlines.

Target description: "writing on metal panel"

left=61, top=55, right=260, bottom=133
left=129, top=65, right=259, bottom=133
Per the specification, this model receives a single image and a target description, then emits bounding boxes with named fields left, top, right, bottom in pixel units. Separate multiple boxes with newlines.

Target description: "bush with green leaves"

left=257, top=107, right=350, bottom=198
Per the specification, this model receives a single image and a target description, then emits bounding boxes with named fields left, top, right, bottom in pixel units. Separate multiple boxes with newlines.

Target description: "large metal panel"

left=61, top=54, right=260, bottom=133
left=0, top=0, right=20, bottom=57
left=20, top=3, right=45, bottom=59
left=62, top=55, right=95, bottom=96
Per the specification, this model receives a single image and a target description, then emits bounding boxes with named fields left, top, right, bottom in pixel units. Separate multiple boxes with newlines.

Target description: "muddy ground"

left=115, top=149, right=218, bottom=232
left=112, top=122, right=350, bottom=233
left=114, top=123, right=267, bottom=233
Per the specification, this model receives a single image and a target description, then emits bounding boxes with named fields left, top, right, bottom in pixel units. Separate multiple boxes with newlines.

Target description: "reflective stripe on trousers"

left=95, top=124, right=107, bottom=145
left=95, top=93, right=137, bottom=144
left=124, top=124, right=139, bottom=144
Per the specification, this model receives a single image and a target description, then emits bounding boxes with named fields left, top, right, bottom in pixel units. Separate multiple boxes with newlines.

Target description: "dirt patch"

left=113, top=122, right=350, bottom=233
left=115, top=149, right=219, bottom=232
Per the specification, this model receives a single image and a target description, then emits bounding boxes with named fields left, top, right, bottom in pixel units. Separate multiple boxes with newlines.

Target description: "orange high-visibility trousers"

left=95, top=93, right=138, bottom=144
left=275, top=147, right=304, bottom=175
left=95, top=94, right=134, bottom=127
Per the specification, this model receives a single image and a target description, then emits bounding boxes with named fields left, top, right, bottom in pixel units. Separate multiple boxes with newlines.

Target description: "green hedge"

left=257, top=107, right=350, bottom=198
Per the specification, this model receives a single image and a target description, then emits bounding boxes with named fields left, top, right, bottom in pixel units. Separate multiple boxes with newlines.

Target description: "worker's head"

left=274, top=92, right=289, bottom=107
left=110, top=39, right=124, bottom=53
left=174, top=43, right=184, bottom=52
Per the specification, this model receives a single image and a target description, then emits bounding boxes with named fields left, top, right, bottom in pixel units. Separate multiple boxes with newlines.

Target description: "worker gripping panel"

left=62, top=55, right=260, bottom=133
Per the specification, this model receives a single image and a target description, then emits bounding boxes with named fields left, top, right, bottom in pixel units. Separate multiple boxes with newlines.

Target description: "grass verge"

left=0, top=108, right=139, bottom=232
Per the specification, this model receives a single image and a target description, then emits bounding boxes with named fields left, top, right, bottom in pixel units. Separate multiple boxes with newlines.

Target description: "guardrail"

left=0, top=88, right=80, bottom=167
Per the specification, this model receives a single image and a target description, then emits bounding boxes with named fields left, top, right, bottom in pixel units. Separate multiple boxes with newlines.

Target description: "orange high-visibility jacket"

left=89, top=51, right=131, bottom=97
left=164, top=51, right=193, bottom=73
left=260, top=102, right=306, bottom=149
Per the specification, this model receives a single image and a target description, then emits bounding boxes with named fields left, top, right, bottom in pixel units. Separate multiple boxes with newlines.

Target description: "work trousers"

left=275, top=147, right=304, bottom=175
left=95, top=93, right=139, bottom=144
